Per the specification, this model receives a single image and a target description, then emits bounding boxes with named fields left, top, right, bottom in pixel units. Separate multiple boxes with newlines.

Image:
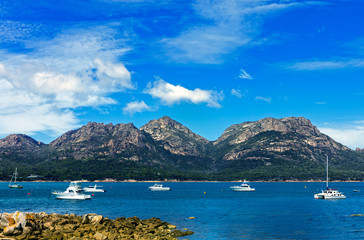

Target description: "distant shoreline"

left=1, top=179, right=362, bottom=183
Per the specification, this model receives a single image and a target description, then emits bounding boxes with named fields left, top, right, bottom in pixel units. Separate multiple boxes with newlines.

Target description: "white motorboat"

left=230, top=180, right=255, bottom=192
left=52, top=181, right=91, bottom=200
left=148, top=184, right=171, bottom=191
left=314, top=156, right=346, bottom=200
left=83, top=184, right=106, bottom=192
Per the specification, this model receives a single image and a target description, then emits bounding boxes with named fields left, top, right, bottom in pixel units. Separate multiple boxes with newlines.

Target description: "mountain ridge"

left=0, top=116, right=363, bottom=181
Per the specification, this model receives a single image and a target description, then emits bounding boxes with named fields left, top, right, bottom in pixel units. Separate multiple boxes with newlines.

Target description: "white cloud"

left=145, top=79, right=223, bottom=108
left=315, top=102, right=327, bottom=105
left=320, top=123, right=364, bottom=149
left=255, top=96, right=271, bottom=103
left=123, top=100, right=152, bottom=115
left=94, top=58, right=133, bottom=90
left=288, top=59, right=364, bottom=70
left=231, top=89, right=243, bottom=98
left=161, top=0, right=307, bottom=63
left=238, top=68, right=253, bottom=80
left=0, top=106, right=79, bottom=137
left=0, top=78, right=79, bottom=136
left=0, top=26, right=133, bottom=138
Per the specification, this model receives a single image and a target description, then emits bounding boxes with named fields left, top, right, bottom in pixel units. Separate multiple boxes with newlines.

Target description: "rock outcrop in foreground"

left=0, top=211, right=193, bottom=240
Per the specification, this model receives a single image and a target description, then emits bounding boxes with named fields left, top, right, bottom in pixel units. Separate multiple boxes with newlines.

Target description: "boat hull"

left=230, top=187, right=255, bottom=192
left=313, top=193, right=324, bottom=199
left=149, top=187, right=171, bottom=191
left=54, top=193, right=91, bottom=200
left=9, top=185, right=23, bottom=189
left=314, top=193, right=325, bottom=199
left=323, top=195, right=346, bottom=200
left=83, top=189, right=106, bottom=193
left=314, top=191, right=346, bottom=200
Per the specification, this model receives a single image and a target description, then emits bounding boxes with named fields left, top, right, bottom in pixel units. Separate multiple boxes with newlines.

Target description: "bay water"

left=1, top=182, right=363, bottom=239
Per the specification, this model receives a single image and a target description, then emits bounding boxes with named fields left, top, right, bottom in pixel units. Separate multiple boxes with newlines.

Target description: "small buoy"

left=28, top=193, right=30, bottom=195
left=305, top=186, right=307, bottom=189
left=204, top=192, right=206, bottom=194
left=92, top=194, right=94, bottom=196
left=188, top=217, right=195, bottom=220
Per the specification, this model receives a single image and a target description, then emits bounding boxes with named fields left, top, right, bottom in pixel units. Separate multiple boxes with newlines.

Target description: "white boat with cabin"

left=83, top=184, right=106, bottom=192
left=314, top=156, right=346, bottom=200
left=230, top=180, right=255, bottom=192
left=52, top=181, right=91, bottom=200
left=148, top=184, right=171, bottom=191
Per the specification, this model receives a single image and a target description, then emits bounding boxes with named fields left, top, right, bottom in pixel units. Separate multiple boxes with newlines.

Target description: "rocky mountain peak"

left=51, top=122, right=141, bottom=146
left=140, top=116, right=209, bottom=156
left=49, top=121, right=155, bottom=161
left=0, top=134, right=44, bottom=149
left=215, top=117, right=322, bottom=146
left=214, top=116, right=348, bottom=161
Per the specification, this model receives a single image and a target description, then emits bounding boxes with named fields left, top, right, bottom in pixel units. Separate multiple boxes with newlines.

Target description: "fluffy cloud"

left=0, top=78, right=79, bottom=136
left=320, top=123, right=364, bottom=149
left=145, top=79, right=223, bottom=108
left=0, top=26, right=133, bottom=138
left=123, top=100, right=152, bottom=115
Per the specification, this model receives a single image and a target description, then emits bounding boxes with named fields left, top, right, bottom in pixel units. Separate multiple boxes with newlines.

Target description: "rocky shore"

left=0, top=211, right=193, bottom=239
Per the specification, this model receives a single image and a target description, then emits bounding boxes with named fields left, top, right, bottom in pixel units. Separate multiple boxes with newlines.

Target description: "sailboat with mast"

left=314, top=156, right=346, bottom=199
left=8, top=168, right=23, bottom=189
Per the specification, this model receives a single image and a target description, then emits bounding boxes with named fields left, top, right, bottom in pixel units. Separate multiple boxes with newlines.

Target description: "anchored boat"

left=230, top=180, right=255, bottom=192
left=8, top=168, right=23, bottom=189
left=314, top=156, right=346, bottom=200
left=148, top=184, right=171, bottom=191
left=83, top=184, right=106, bottom=192
left=52, top=181, right=91, bottom=200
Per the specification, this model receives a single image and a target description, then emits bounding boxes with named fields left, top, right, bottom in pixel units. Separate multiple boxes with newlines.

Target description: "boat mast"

left=14, top=168, right=18, bottom=183
left=326, top=155, right=329, bottom=189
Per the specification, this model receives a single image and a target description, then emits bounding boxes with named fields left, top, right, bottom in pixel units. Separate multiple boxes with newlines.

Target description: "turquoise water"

left=1, top=182, right=363, bottom=239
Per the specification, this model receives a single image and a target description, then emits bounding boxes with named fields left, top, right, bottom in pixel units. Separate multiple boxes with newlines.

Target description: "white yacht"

left=314, top=156, right=346, bottom=200
left=148, top=184, right=171, bottom=191
left=230, top=180, right=256, bottom=192
left=52, top=181, right=91, bottom=200
left=83, top=184, right=106, bottom=192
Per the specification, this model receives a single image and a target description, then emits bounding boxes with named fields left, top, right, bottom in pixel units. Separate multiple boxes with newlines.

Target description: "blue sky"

left=0, top=0, right=364, bottom=148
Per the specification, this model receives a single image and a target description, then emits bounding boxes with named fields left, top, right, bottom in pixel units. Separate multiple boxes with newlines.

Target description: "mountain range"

left=1, top=116, right=363, bottom=181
